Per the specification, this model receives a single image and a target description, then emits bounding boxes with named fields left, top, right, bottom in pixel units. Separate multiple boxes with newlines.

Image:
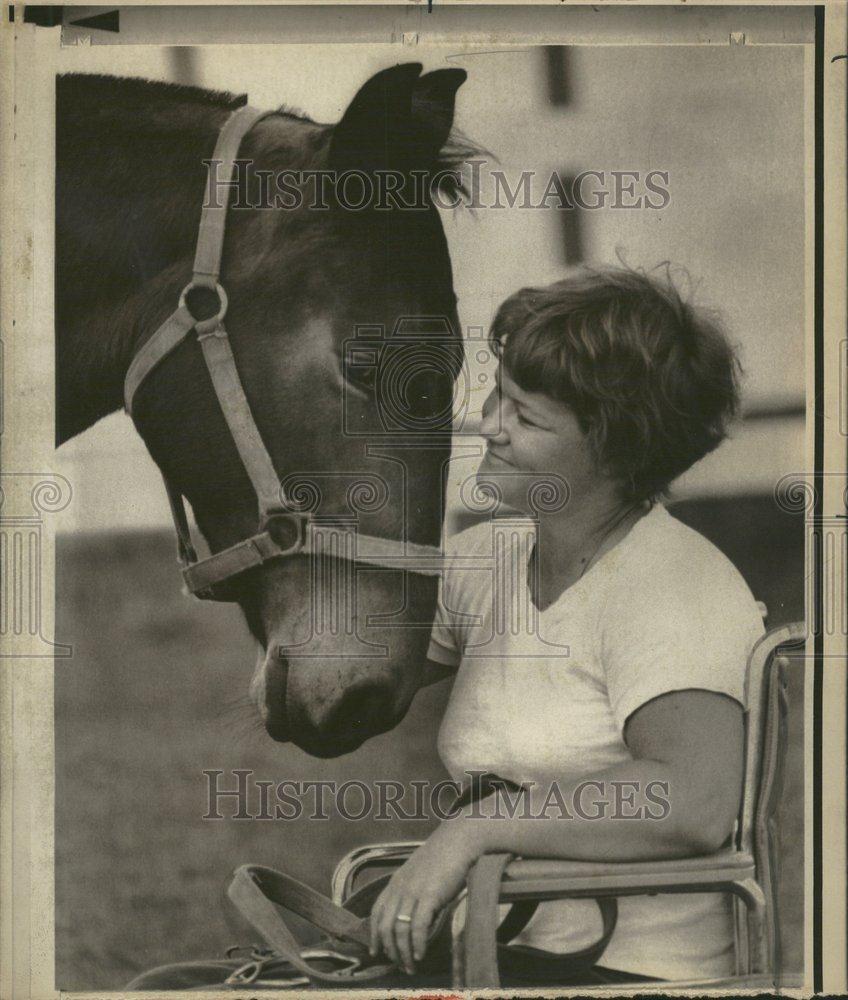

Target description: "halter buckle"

left=262, top=511, right=311, bottom=557
left=179, top=280, right=228, bottom=337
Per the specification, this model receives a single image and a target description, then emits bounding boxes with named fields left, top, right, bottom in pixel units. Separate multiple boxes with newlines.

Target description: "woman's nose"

left=479, top=387, right=508, bottom=441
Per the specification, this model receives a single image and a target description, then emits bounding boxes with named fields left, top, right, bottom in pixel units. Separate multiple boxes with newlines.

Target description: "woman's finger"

left=411, top=897, right=436, bottom=963
left=369, top=896, right=384, bottom=957
left=392, top=898, right=417, bottom=974
left=377, top=894, right=404, bottom=968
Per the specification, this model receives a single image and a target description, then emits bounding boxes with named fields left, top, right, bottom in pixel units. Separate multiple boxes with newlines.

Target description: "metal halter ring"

left=179, top=281, right=228, bottom=337
left=261, top=511, right=311, bottom=557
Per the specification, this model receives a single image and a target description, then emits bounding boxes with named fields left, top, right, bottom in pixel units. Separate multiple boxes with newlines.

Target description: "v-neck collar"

left=525, top=503, right=662, bottom=614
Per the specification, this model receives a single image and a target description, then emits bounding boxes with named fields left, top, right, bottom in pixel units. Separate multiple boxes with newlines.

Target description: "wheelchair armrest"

left=498, top=848, right=757, bottom=900
left=460, top=849, right=766, bottom=987
left=332, top=841, right=425, bottom=905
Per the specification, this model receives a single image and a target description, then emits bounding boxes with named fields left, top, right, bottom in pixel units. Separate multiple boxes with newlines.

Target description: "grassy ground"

left=55, top=498, right=805, bottom=990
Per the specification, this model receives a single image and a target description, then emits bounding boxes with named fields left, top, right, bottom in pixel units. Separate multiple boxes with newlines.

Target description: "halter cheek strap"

left=123, top=104, right=449, bottom=601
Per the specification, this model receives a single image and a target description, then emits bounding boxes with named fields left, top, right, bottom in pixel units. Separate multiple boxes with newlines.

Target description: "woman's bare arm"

left=456, top=688, right=744, bottom=860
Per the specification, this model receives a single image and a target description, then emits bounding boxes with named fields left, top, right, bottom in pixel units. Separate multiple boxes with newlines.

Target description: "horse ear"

left=411, top=68, right=467, bottom=158
left=330, top=63, right=466, bottom=172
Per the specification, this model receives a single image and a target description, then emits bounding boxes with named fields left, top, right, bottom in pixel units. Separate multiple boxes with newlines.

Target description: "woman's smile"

left=475, top=366, right=603, bottom=514
left=482, top=448, right=512, bottom=467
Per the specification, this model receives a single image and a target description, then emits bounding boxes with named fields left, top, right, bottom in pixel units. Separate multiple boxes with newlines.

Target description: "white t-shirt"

left=427, top=503, right=765, bottom=981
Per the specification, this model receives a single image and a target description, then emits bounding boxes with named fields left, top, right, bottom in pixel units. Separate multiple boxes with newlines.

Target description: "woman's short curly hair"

left=490, top=265, right=742, bottom=503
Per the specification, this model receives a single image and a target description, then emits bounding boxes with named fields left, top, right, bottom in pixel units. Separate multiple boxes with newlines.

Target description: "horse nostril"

left=321, top=684, right=395, bottom=740
left=262, top=651, right=290, bottom=742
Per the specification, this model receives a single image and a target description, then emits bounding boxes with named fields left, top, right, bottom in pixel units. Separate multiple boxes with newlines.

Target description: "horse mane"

left=60, top=74, right=323, bottom=127
left=58, top=73, right=248, bottom=111
left=59, top=73, right=480, bottom=192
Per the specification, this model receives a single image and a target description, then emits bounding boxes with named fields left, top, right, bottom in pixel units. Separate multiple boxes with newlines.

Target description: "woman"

left=369, top=265, right=766, bottom=984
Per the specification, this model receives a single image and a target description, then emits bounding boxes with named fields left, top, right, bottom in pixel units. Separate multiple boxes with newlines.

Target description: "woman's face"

left=476, top=366, right=607, bottom=515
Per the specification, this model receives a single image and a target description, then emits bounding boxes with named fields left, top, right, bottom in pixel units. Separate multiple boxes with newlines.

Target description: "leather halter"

left=124, top=105, right=449, bottom=601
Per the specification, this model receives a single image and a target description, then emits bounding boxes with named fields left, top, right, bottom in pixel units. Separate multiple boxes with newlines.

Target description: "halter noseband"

left=124, top=105, right=449, bottom=601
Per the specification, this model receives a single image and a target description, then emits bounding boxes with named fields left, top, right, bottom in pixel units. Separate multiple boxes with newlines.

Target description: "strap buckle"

left=179, top=281, right=228, bottom=337
left=225, top=957, right=309, bottom=988
left=261, top=511, right=311, bottom=557
left=223, top=948, right=362, bottom=987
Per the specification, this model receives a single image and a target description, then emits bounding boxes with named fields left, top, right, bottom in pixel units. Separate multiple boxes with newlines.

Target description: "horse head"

left=128, top=64, right=469, bottom=756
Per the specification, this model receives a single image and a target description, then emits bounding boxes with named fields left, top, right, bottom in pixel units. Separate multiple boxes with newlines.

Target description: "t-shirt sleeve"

left=601, top=550, right=766, bottom=738
left=427, top=528, right=484, bottom=667
left=427, top=583, right=462, bottom=666
left=427, top=535, right=465, bottom=668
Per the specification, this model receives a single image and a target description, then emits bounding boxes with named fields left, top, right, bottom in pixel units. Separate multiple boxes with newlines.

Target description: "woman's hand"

left=369, top=819, right=479, bottom=975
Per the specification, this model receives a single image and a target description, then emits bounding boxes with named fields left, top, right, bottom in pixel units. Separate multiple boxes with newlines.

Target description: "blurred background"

left=54, top=36, right=807, bottom=990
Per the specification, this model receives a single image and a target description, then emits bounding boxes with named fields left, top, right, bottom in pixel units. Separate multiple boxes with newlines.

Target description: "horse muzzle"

left=252, top=645, right=404, bottom=756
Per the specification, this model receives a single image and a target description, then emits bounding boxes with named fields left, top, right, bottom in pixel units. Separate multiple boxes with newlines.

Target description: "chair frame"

left=331, top=621, right=806, bottom=990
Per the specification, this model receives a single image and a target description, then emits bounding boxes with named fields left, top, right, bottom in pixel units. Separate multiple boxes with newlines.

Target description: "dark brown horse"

left=56, top=64, right=469, bottom=757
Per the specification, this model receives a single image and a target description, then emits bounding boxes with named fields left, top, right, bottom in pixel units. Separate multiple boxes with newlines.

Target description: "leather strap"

left=494, top=899, right=619, bottom=986
left=231, top=865, right=372, bottom=948
left=453, top=773, right=618, bottom=985
left=463, top=853, right=515, bottom=986
left=227, top=865, right=396, bottom=984
left=193, top=105, right=268, bottom=283
left=125, top=104, right=273, bottom=415
left=123, top=102, right=454, bottom=602
left=124, top=306, right=196, bottom=416
left=164, top=477, right=198, bottom=567
left=229, top=779, right=616, bottom=988
left=228, top=855, right=616, bottom=989
left=197, top=328, right=282, bottom=516
left=182, top=521, right=457, bottom=598
left=463, top=854, right=618, bottom=987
